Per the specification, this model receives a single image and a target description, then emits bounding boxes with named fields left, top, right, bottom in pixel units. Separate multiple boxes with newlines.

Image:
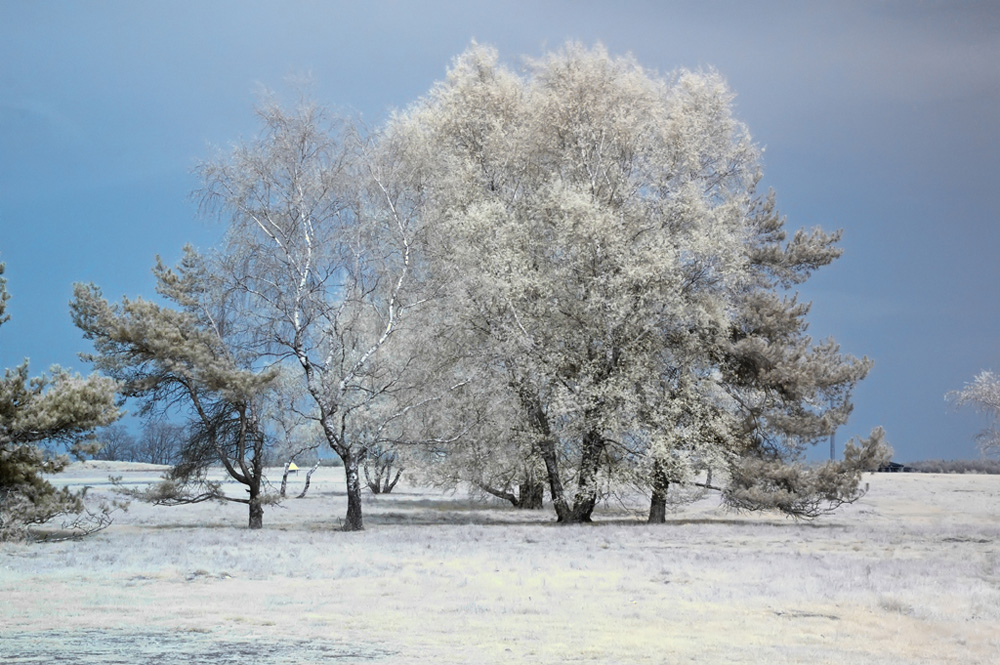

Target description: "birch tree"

left=196, top=97, right=431, bottom=531
left=390, top=42, right=886, bottom=522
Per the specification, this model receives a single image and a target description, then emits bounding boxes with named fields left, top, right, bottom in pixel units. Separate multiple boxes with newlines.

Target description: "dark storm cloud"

left=1, top=0, right=998, bottom=460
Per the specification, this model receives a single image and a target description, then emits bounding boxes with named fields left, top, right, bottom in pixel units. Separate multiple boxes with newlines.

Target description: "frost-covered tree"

left=262, top=367, right=324, bottom=469
left=72, top=248, right=278, bottom=529
left=709, top=193, right=889, bottom=519
left=195, top=97, right=438, bottom=531
left=0, top=262, right=121, bottom=540
left=362, top=444, right=404, bottom=494
left=949, top=371, right=1000, bottom=457
left=389, top=42, right=887, bottom=522
left=407, top=364, right=547, bottom=508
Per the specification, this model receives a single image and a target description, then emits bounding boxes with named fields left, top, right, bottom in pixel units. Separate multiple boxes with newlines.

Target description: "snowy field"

left=2, top=463, right=999, bottom=664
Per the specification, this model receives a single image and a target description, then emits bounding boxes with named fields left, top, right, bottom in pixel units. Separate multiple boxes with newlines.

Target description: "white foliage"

left=949, top=371, right=1000, bottom=456
left=388, top=42, right=875, bottom=520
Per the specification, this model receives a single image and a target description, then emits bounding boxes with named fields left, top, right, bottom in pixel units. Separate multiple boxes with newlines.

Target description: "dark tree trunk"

left=648, top=493, right=667, bottom=523
left=248, top=484, right=264, bottom=529
left=539, top=436, right=572, bottom=521
left=247, top=443, right=265, bottom=529
left=518, top=478, right=544, bottom=509
left=567, top=428, right=605, bottom=523
left=476, top=482, right=519, bottom=506
left=248, top=500, right=264, bottom=529
left=517, top=382, right=575, bottom=520
left=343, top=455, right=364, bottom=531
left=476, top=475, right=544, bottom=509
left=570, top=501, right=596, bottom=522
left=648, top=461, right=669, bottom=524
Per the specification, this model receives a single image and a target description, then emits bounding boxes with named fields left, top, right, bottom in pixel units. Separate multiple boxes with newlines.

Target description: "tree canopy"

left=1, top=262, right=121, bottom=540
left=385, top=42, right=888, bottom=522
left=949, top=371, right=1000, bottom=458
left=72, top=248, right=278, bottom=529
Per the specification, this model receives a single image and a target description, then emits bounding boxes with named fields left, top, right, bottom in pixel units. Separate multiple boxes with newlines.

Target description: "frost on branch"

left=72, top=250, right=279, bottom=529
left=948, top=371, right=1000, bottom=457
left=0, top=262, right=122, bottom=541
left=388, top=41, right=882, bottom=523
left=723, top=427, right=892, bottom=519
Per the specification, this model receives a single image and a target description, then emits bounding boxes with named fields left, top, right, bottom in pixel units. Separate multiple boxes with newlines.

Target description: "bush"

left=905, top=459, right=1000, bottom=474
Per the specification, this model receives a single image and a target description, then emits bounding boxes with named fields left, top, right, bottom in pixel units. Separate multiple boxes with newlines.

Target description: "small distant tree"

left=362, top=444, right=403, bottom=494
left=0, top=262, right=121, bottom=540
left=93, top=424, right=138, bottom=462
left=949, top=371, right=1000, bottom=457
left=906, top=458, right=1000, bottom=474
left=136, top=422, right=185, bottom=465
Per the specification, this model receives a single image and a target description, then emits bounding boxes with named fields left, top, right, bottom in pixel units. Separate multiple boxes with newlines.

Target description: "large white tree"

left=389, top=43, right=887, bottom=522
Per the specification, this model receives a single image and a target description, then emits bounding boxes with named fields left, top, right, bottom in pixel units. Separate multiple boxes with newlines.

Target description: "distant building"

left=877, top=461, right=911, bottom=473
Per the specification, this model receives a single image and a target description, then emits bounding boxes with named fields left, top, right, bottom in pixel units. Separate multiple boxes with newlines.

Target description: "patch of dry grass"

left=2, top=466, right=999, bottom=663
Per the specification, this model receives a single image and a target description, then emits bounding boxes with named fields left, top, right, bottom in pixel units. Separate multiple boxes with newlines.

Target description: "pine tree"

left=0, top=262, right=120, bottom=540
left=72, top=248, right=277, bottom=529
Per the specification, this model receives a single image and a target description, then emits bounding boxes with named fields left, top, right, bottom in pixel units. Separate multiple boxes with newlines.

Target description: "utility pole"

left=829, top=395, right=837, bottom=460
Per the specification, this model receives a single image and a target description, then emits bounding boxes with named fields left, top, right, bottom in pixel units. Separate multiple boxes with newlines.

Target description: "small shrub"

left=905, top=459, right=1000, bottom=474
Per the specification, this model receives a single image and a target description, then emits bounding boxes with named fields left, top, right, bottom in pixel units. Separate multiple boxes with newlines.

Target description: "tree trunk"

left=518, top=478, right=544, bottom=509
left=296, top=461, right=320, bottom=498
left=280, top=460, right=292, bottom=498
left=538, top=436, right=572, bottom=521
left=248, top=485, right=264, bottom=530
left=382, top=467, right=403, bottom=494
left=362, top=460, right=378, bottom=493
left=363, top=453, right=402, bottom=494
left=343, top=455, right=364, bottom=531
left=570, top=499, right=596, bottom=522
left=517, top=383, right=572, bottom=520
left=648, top=492, right=667, bottom=523
left=476, top=481, right=519, bottom=506
left=648, top=461, right=669, bottom=524
left=247, top=445, right=265, bottom=529
left=568, top=428, right=604, bottom=523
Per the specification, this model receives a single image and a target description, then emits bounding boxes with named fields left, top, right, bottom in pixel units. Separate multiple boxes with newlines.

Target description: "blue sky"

left=1, top=1, right=998, bottom=462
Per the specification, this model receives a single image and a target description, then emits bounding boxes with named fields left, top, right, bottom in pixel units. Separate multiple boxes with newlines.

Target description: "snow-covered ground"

left=2, top=465, right=998, bottom=663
